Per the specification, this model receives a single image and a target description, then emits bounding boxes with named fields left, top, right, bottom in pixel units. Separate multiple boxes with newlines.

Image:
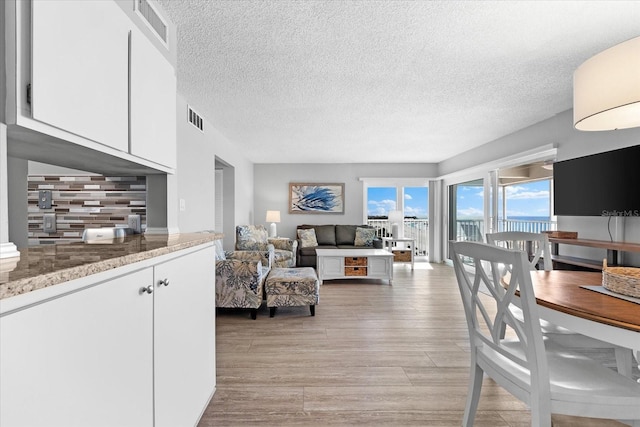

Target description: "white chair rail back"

left=486, top=231, right=552, bottom=271
left=450, top=240, right=640, bottom=427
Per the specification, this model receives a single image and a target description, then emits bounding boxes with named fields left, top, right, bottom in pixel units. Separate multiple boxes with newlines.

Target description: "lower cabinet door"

left=0, top=268, right=154, bottom=427
left=153, top=246, right=216, bottom=427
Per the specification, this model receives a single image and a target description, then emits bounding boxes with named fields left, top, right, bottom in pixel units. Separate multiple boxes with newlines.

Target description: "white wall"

left=440, top=110, right=639, bottom=176
left=7, top=155, right=27, bottom=249
left=175, top=95, right=254, bottom=244
left=439, top=109, right=640, bottom=265
left=174, top=95, right=216, bottom=233
left=254, top=163, right=437, bottom=240
left=28, top=161, right=96, bottom=175
left=0, top=0, right=6, bottom=123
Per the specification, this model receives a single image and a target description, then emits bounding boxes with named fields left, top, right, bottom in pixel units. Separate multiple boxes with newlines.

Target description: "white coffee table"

left=316, top=248, right=394, bottom=285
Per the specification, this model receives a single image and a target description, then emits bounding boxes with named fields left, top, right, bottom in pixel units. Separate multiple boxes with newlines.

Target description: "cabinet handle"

left=158, top=278, right=170, bottom=287
left=140, top=284, right=154, bottom=295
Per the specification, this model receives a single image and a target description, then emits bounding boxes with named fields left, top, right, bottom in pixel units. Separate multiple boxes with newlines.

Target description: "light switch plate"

left=38, top=190, right=52, bottom=209
left=128, top=214, right=141, bottom=234
left=43, top=213, right=56, bottom=233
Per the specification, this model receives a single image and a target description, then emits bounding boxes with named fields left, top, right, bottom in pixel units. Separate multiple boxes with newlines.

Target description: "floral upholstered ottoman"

left=264, top=267, right=320, bottom=317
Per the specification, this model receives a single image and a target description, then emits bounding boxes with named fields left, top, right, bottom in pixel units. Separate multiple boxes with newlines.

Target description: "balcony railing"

left=367, top=218, right=428, bottom=256
left=365, top=218, right=555, bottom=258
left=455, top=218, right=557, bottom=242
left=499, top=219, right=557, bottom=233
left=456, top=219, right=484, bottom=242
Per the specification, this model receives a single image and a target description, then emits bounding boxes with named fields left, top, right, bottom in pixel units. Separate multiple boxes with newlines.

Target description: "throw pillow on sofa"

left=297, top=228, right=318, bottom=248
left=354, top=227, right=376, bottom=247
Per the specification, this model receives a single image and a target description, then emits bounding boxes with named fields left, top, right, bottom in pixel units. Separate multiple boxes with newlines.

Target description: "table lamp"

left=388, top=210, right=403, bottom=239
left=266, top=210, right=280, bottom=238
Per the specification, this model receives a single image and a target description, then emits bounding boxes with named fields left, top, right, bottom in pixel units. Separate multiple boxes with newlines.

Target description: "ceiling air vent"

left=135, top=0, right=168, bottom=45
left=188, top=106, right=204, bottom=132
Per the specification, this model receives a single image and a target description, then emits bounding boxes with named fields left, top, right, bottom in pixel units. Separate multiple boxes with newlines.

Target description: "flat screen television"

left=553, top=145, right=640, bottom=217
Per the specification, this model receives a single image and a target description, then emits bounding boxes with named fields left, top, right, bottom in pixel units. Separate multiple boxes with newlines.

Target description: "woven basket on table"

left=602, top=259, right=640, bottom=298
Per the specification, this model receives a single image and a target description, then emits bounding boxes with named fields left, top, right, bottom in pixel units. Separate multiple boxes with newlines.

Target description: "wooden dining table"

left=529, top=270, right=640, bottom=352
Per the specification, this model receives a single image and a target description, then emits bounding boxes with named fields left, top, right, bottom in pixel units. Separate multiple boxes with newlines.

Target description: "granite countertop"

left=0, top=232, right=223, bottom=300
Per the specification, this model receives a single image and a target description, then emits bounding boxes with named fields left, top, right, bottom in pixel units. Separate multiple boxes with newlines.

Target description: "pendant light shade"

left=573, top=36, right=640, bottom=131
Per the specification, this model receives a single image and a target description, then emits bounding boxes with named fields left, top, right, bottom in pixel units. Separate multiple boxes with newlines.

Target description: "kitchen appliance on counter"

left=82, top=227, right=130, bottom=244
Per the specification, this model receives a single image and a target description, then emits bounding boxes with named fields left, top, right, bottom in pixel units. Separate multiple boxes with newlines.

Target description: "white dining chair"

left=450, top=240, right=640, bottom=427
left=486, top=231, right=634, bottom=378
left=486, top=231, right=552, bottom=271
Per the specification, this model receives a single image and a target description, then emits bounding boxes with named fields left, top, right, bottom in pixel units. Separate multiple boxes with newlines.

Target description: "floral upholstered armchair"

left=235, top=225, right=297, bottom=268
left=215, top=239, right=271, bottom=320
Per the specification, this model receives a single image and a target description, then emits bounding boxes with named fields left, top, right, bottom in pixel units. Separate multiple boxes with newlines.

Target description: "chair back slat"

left=450, top=241, right=551, bottom=399
left=486, top=231, right=552, bottom=271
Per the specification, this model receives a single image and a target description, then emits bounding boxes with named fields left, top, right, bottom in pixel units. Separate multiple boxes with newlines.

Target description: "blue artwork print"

left=290, top=184, right=344, bottom=213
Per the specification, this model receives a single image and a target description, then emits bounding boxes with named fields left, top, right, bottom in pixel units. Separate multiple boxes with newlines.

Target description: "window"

left=450, top=179, right=484, bottom=242
left=499, top=179, right=552, bottom=233
left=367, top=187, right=397, bottom=218
left=404, top=187, right=428, bottom=220
left=366, top=184, right=429, bottom=257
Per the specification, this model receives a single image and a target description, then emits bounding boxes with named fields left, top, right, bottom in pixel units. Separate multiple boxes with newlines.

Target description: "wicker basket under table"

left=602, top=259, right=640, bottom=298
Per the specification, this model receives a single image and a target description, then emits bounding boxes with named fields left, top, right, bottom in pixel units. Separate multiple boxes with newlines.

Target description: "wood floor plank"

left=247, top=338, right=464, bottom=353
left=199, top=409, right=511, bottom=427
left=200, top=262, right=633, bottom=426
left=217, top=366, right=412, bottom=387
left=206, top=386, right=304, bottom=413
left=302, top=385, right=528, bottom=412
left=217, top=350, right=437, bottom=368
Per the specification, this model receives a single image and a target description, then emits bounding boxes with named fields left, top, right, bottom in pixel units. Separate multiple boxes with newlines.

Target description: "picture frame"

left=289, top=183, right=345, bottom=214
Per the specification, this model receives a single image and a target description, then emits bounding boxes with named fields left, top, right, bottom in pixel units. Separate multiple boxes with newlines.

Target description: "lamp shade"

left=265, top=210, right=280, bottom=223
left=573, top=36, right=640, bottom=131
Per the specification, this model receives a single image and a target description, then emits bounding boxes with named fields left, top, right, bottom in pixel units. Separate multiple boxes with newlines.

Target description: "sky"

left=367, top=180, right=550, bottom=220
left=367, top=187, right=428, bottom=218
left=456, top=180, right=551, bottom=219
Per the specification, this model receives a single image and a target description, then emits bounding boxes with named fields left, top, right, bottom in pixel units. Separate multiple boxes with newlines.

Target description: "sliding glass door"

left=448, top=165, right=555, bottom=244
left=449, top=179, right=485, bottom=242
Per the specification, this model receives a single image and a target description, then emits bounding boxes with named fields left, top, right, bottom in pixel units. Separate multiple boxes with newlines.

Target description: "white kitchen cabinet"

left=130, top=25, right=177, bottom=169
left=154, top=245, right=216, bottom=427
left=0, top=243, right=216, bottom=427
left=0, top=268, right=155, bottom=427
left=31, top=0, right=130, bottom=152
left=4, top=0, right=177, bottom=174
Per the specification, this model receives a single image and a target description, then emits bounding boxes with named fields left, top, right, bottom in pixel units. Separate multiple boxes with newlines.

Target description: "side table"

left=381, top=237, right=415, bottom=270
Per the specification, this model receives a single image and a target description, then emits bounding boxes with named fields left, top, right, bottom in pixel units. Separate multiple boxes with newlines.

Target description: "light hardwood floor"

left=199, top=261, right=634, bottom=426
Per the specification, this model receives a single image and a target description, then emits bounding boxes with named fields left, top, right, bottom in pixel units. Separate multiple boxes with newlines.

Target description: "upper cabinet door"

left=130, top=25, right=177, bottom=169
left=31, top=0, right=129, bottom=152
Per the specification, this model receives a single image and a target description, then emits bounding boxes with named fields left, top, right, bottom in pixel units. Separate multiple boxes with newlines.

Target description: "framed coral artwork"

left=289, top=183, right=345, bottom=214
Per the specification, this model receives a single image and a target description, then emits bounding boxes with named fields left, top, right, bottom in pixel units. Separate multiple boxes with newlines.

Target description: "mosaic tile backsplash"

left=28, top=175, right=147, bottom=245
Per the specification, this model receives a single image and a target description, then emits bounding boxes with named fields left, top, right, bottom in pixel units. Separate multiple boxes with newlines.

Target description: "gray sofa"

left=296, top=224, right=382, bottom=267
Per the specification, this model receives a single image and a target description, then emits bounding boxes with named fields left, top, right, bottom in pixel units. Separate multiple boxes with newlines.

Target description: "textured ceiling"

left=155, top=0, right=640, bottom=164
